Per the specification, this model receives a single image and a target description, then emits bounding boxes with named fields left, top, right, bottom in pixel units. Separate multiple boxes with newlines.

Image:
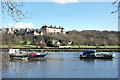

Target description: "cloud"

left=3, top=23, right=14, bottom=28
left=14, top=22, right=34, bottom=29
left=3, top=22, right=34, bottom=29
left=50, top=0, right=80, bottom=4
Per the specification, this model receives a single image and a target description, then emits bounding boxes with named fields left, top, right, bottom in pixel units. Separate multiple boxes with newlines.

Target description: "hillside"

left=1, top=29, right=119, bottom=47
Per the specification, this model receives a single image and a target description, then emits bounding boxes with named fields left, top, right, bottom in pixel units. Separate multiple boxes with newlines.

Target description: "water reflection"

left=2, top=52, right=119, bottom=78
left=47, top=57, right=64, bottom=61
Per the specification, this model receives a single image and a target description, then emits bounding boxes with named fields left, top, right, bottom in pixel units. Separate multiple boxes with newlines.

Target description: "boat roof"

left=83, top=50, right=95, bottom=55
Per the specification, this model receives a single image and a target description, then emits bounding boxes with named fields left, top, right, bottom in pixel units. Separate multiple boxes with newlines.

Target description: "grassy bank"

left=1, top=45, right=120, bottom=52
left=28, top=49, right=119, bottom=52
left=1, top=48, right=119, bottom=52
left=71, top=46, right=119, bottom=48
left=0, top=45, right=120, bottom=48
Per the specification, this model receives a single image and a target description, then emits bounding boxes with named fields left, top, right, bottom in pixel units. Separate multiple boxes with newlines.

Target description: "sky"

left=1, top=1, right=118, bottom=31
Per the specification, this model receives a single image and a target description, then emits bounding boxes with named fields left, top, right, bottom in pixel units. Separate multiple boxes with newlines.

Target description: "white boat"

left=9, top=49, right=47, bottom=61
left=95, top=52, right=115, bottom=57
left=9, top=49, right=28, bottom=60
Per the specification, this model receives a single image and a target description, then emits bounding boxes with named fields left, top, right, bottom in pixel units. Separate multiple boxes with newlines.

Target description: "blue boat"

left=83, top=50, right=95, bottom=55
left=80, top=50, right=115, bottom=59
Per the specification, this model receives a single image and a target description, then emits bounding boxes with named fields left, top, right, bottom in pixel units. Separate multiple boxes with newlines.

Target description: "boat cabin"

left=83, top=50, right=96, bottom=56
left=9, top=49, right=20, bottom=54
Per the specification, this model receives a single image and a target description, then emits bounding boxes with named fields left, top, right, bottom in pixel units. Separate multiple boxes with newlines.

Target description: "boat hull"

left=9, top=54, right=47, bottom=61
left=10, top=57, right=28, bottom=60
left=28, top=54, right=47, bottom=61
left=9, top=55, right=28, bottom=60
left=80, top=54, right=114, bottom=59
left=28, top=54, right=46, bottom=58
left=9, top=54, right=28, bottom=58
left=80, top=56, right=114, bottom=59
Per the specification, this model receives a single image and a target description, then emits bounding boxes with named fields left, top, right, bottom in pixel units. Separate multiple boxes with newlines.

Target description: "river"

left=2, top=52, right=119, bottom=78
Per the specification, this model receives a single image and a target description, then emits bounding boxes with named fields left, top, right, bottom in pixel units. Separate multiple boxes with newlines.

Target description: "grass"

left=71, top=46, right=119, bottom=48
left=19, top=41, right=25, bottom=43
left=19, top=41, right=32, bottom=44
left=0, top=45, right=38, bottom=48
left=1, top=45, right=119, bottom=52
left=28, top=48, right=119, bottom=52
left=7, top=40, right=119, bottom=49
left=0, top=45, right=119, bottom=49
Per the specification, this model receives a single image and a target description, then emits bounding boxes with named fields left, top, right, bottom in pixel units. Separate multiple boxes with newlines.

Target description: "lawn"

left=0, top=45, right=119, bottom=49
left=0, top=45, right=39, bottom=48
left=71, top=46, right=119, bottom=48
left=20, top=41, right=32, bottom=44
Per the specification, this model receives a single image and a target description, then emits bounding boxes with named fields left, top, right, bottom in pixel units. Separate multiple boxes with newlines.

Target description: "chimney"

left=45, top=24, right=47, bottom=26
left=59, top=26, right=61, bottom=28
left=50, top=25, right=52, bottom=27
left=11, top=28, right=13, bottom=31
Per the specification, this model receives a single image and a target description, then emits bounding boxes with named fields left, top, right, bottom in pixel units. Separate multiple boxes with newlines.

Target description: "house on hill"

left=6, top=28, right=14, bottom=34
left=25, top=28, right=30, bottom=33
left=24, top=28, right=43, bottom=36
left=33, top=31, right=43, bottom=36
left=52, top=39, right=61, bottom=46
left=41, top=24, right=65, bottom=34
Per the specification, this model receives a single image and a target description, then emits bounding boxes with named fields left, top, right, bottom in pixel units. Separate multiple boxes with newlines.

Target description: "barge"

left=80, top=50, right=115, bottom=59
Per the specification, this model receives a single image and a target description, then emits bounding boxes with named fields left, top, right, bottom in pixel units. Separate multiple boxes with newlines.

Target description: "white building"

left=6, top=28, right=14, bottom=33
left=52, top=39, right=61, bottom=46
left=33, top=31, right=43, bottom=36
left=41, top=24, right=65, bottom=34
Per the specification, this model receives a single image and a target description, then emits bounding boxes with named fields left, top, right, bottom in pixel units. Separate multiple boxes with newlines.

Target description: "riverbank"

left=1, top=45, right=119, bottom=48
left=24, top=48, right=120, bottom=52
left=1, top=48, right=120, bottom=52
left=1, top=45, right=119, bottom=52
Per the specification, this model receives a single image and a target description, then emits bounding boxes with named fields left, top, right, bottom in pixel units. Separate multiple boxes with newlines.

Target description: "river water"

left=2, top=52, right=119, bottom=78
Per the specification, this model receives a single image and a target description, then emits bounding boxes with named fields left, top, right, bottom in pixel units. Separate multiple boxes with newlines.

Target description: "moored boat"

left=9, top=49, right=48, bottom=61
left=80, top=50, right=115, bottom=59
left=9, top=49, right=28, bottom=60
left=28, top=52, right=47, bottom=61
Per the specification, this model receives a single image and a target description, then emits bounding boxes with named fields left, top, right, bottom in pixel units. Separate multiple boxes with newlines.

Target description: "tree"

left=1, top=0, right=29, bottom=22
left=14, top=29, right=20, bottom=36
left=23, top=41, right=27, bottom=45
left=111, top=0, right=120, bottom=14
left=22, top=34, right=33, bottom=41
left=39, top=41, right=47, bottom=48
left=47, top=40, right=53, bottom=47
left=61, top=41, right=67, bottom=46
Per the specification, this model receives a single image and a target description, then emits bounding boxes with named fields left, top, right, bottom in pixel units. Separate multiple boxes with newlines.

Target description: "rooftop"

left=41, top=24, right=64, bottom=29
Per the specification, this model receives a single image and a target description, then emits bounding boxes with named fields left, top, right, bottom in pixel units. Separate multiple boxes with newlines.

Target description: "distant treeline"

left=2, top=29, right=119, bottom=46
left=66, top=30, right=119, bottom=46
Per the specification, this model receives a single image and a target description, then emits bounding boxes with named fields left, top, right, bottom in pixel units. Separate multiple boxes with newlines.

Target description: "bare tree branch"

left=111, top=0, right=120, bottom=14
left=113, top=0, right=118, bottom=5
left=1, top=0, right=29, bottom=22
